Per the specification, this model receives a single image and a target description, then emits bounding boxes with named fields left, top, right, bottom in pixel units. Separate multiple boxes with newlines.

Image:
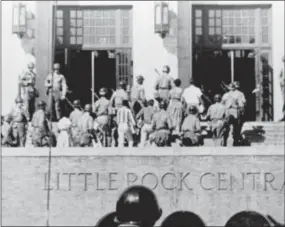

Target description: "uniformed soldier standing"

left=31, top=101, right=50, bottom=147
left=180, top=105, right=202, bottom=146
left=94, top=88, right=111, bottom=147
left=154, top=65, right=175, bottom=103
left=130, top=75, right=146, bottom=116
left=150, top=101, right=173, bottom=147
left=69, top=100, right=83, bottom=147
left=78, top=104, right=95, bottom=147
left=19, top=62, right=38, bottom=120
left=206, top=94, right=228, bottom=146
left=222, top=82, right=246, bottom=146
left=44, top=63, right=67, bottom=121
left=5, top=97, right=29, bottom=147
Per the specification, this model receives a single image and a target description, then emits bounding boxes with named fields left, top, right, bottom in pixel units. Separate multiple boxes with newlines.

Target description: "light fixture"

left=154, top=1, right=169, bottom=38
left=12, top=2, right=27, bottom=39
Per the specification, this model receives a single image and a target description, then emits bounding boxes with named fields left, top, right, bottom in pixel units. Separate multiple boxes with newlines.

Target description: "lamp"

left=154, top=1, right=169, bottom=38
left=12, top=2, right=27, bottom=39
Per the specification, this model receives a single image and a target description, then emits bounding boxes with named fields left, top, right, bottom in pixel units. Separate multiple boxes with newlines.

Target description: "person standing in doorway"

left=154, top=65, right=175, bottom=104
left=19, top=62, right=38, bottom=120
left=44, top=63, right=67, bottom=121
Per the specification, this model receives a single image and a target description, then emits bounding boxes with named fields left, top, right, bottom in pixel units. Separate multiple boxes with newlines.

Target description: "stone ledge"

left=2, top=147, right=284, bottom=157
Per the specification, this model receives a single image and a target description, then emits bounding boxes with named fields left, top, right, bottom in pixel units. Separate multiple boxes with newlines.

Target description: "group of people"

left=1, top=63, right=247, bottom=148
left=95, top=185, right=283, bottom=227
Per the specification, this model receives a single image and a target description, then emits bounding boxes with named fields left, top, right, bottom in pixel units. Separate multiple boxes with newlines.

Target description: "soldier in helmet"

left=94, top=88, right=111, bottom=146
left=19, top=62, right=38, bottom=120
left=5, top=97, right=29, bottom=147
left=130, top=75, right=146, bottom=116
left=114, top=185, right=162, bottom=227
left=78, top=104, right=95, bottom=147
left=206, top=94, right=228, bottom=146
left=31, top=101, right=50, bottom=147
left=69, top=99, right=83, bottom=147
left=150, top=101, right=173, bottom=147
left=222, top=82, right=246, bottom=146
left=154, top=65, right=175, bottom=104
left=110, top=81, right=129, bottom=110
left=180, top=105, right=202, bottom=146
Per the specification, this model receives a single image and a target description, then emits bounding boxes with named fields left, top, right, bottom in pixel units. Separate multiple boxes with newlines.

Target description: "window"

left=261, top=9, right=269, bottom=44
left=194, top=9, right=203, bottom=44
left=121, top=9, right=131, bottom=44
left=69, top=9, right=83, bottom=45
left=56, top=10, right=64, bottom=45
left=222, top=9, right=256, bottom=44
left=208, top=9, right=222, bottom=44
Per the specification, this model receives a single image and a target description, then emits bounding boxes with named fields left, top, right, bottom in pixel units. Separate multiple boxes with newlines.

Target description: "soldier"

left=167, top=79, right=185, bottom=141
left=130, top=75, right=146, bottom=116
left=31, top=101, right=50, bottom=147
left=116, top=100, right=136, bottom=148
left=154, top=65, right=175, bottom=103
left=69, top=100, right=83, bottom=147
left=115, top=185, right=162, bottom=227
left=180, top=105, right=202, bottom=147
left=136, top=99, right=155, bottom=147
left=110, top=81, right=129, bottom=110
left=78, top=104, right=95, bottom=147
left=222, top=83, right=246, bottom=146
left=19, top=62, right=38, bottom=120
left=44, top=62, right=67, bottom=121
left=206, top=94, right=228, bottom=146
left=94, top=88, right=111, bottom=146
left=5, top=97, right=29, bottom=147
left=150, top=101, right=172, bottom=147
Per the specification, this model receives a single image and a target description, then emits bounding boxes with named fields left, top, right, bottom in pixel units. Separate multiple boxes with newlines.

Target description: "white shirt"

left=182, top=85, right=202, bottom=105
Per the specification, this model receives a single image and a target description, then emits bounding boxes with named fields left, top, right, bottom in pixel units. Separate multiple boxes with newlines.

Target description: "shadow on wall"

left=162, top=10, right=177, bottom=56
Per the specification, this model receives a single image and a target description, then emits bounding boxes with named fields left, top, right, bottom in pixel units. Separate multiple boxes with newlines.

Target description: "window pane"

left=234, top=10, right=241, bottom=17
left=77, top=19, right=83, bottom=27
left=242, top=10, right=249, bottom=17
left=57, top=19, right=63, bottom=27
left=56, top=10, right=63, bottom=18
left=209, top=18, right=215, bottom=26
left=70, top=36, right=76, bottom=44
left=195, top=27, right=202, bottom=35
left=209, top=27, right=215, bottom=35
left=70, top=10, right=76, bottom=18
left=195, top=18, right=202, bottom=26
left=216, top=10, right=221, bottom=17
left=77, top=36, right=83, bottom=44
left=70, top=28, right=76, bottom=36
left=235, top=27, right=241, bottom=34
left=262, top=17, right=268, bottom=25
left=56, top=36, right=63, bottom=44
left=56, top=27, right=63, bottom=36
left=209, top=10, right=215, bottom=18
left=249, top=18, right=255, bottom=26
left=223, top=18, right=229, bottom=26
left=77, top=10, right=83, bottom=18
left=77, top=28, right=82, bottom=35
left=122, top=36, right=129, bottom=44
left=195, top=9, right=202, bottom=17
left=261, top=9, right=269, bottom=17
left=70, top=19, right=76, bottom=27
left=249, top=26, right=254, bottom=34
left=216, top=18, right=221, bottom=26
left=249, top=36, right=255, bottom=43
left=216, top=27, right=221, bottom=35
left=223, top=10, right=229, bottom=17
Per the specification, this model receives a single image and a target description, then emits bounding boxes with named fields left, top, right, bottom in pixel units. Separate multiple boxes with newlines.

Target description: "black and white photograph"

left=1, top=0, right=284, bottom=226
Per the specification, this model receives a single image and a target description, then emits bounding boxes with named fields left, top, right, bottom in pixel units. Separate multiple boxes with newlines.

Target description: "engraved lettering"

left=95, top=173, right=105, bottom=191
left=44, top=173, right=53, bottom=191
left=161, top=172, right=176, bottom=190
left=247, top=172, right=260, bottom=190
left=218, top=172, right=228, bottom=191
left=264, top=172, right=277, bottom=191
left=141, top=173, right=159, bottom=190
left=63, top=173, right=76, bottom=191
left=108, top=172, right=118, bottom=190
left=200, top=172, right=215, bottom=190
left=127, top=173, right=138, bottom=186
left=178, top=172, right=192, bottom=191
left=78, top=173, right=92, bottom=191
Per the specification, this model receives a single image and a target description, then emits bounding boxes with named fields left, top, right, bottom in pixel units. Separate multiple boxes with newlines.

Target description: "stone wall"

left=2, top=147, right=284, bottom=226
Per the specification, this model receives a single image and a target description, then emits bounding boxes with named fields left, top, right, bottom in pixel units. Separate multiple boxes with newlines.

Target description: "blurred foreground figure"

left=181, top=105, right=202, bottom=146
left=161, top=211, right=206, bottom=227
left=115, top=185, right=162, bottom=227
left=225, top=211, right=270, bottom=227
left=96, top=212, right=117, bottom=227
left=206, top=94, right=228, bottom=146
left=69, top=99, right=83, bottom=147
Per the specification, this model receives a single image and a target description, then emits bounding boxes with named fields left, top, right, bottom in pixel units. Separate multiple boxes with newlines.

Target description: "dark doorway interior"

left=193, top=49, right=256, bottom=121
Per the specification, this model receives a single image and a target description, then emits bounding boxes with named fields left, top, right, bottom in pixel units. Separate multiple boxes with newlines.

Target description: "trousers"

left=118, top=123, right=133, bottom=148
left=139, top=123, right=152, bottom=147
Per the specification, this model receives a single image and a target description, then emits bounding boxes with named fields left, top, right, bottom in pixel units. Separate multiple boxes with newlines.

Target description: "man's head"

left=136, top=75, right=144, bottom=85
left=161, top=211, right=206, bottom=227
left=53, top=63, right=60, bottom=73
left=27, top=62, right=35, bottom=71
left=233, top=81, right=240, bottom=89
left=122, top=100, right=129, bottom=108
left=147, top=99, right=154, bottom=107
left=15, top=96, right=23, bottom=104
left=84, top=104, right=92, bottom=112
left=119, top=81, right=127, bottom=90
left=174, top=79, right=181, bottom=87
left=73, top=99, right=81, bottom=109
left=228, top=83, right=235, bottom=91
left=159, top=101, right=168, bottom=110
left=38, top=101, right=46, bottom=110
left=99, top=87, right=108, bottom=97
left=189, top=78, right=195, bottom=86
left=115, top=185, right=162, bottom=227
left=214, top=94, right=222, bottom=103
left=162, top=65, right=170, bottom=75
left=188, top=105, right=197, bottom=115
left=225, top=211, right=270, bottom=227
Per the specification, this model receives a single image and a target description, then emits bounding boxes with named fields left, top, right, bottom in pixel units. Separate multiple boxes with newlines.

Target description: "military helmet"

left=214, top=94, right=222, bottom=102
left=188, top=105, right=197, bottom=114
left=228, top=83, right=235, bottom=90
left=233, top=81, right=240, bottom=89
left=115, top=185, right=162, bottom=226
left=84, top=104, right=92, bottom=112
left=15, top=96, right=23, bottom=103
left=38, top=101, right=46, bottom=108
left=136, top=75, right=144, bottom=81
left=99, top=87, right=107, bottom=96
left=73, top=99, right=81, bottom=107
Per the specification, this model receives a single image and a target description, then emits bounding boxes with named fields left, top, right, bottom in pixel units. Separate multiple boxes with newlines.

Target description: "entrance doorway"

left=193, top=49, right=256, bottom=121
left=66, top=50, right=116, bottom=106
